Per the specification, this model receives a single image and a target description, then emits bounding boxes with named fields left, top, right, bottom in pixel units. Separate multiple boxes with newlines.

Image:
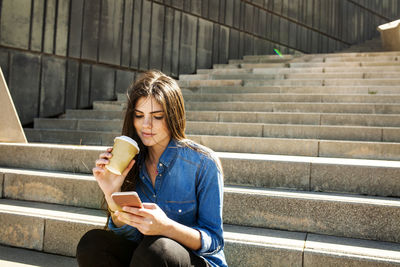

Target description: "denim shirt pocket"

left=164, top=200, right=197, bottom=224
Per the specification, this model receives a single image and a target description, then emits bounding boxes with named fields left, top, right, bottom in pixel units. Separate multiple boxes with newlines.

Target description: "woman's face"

left=134, top=96, right=171, bottom=149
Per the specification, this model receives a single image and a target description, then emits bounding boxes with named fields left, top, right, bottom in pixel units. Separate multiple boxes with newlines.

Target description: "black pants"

left=76, top=229, right=209, bottom=267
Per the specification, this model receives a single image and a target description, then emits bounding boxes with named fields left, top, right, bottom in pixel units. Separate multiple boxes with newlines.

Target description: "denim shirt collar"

left=158, top=138, right=179, bottom=168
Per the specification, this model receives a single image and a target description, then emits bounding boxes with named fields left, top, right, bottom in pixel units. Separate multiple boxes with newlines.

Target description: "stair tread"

left=0, top=245, right=77, bottom=267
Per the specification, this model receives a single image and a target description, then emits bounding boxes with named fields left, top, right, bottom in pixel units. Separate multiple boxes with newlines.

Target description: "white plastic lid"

left=378, top=19, right=400, bottom=30
left=115, top=135, right=140, bottom=151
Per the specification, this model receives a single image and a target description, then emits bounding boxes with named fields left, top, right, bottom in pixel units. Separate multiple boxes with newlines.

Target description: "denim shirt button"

left=178, top=209, right=182, bottom=213
left=159, top=163, right=163, bottom=167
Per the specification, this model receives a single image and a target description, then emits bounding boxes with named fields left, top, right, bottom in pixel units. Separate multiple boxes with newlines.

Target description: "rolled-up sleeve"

left=193, top=156, right=224, bottom=255
left=108, top=218, right=143, bottom=242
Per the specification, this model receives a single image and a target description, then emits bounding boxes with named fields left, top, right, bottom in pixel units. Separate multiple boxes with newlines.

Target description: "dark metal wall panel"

left=78, top=63, right=91, bottom=109
left=179, top=14, right=197, bottom=74
left=139, top=0, right=152, bottom=70
left=228, top=28, right=240, bottom=59
left=43, top=0, right=57, bottom=54
left=99, top=0, right=124, bottom=65
left=115, top=69, right=135, bottom=94
left=121, top=0, right=134, bottom=67
left=90, top=65, right=115, bottom=102
left=40, top=56, right=66, bottom=117
left=0, top=0, right=32, bottom=49
left=171, top=10, right=181, bottom=77
left=209, top=0, right=220, bottom=22
left=197, top=18, right=213, bottom=69
left=55, top=0, right=70, bottom=56
left=219, top=26, right=230, bottom=63
left=0, top=50, right=9, bottom=83
left=150, top=3, right=165, bottom=70
left=130, top=0, right=142, bottom=70
left=31, top=0, right=45, bottom=52
left=162, top=7, right=174, bottom=75
left=68, top=0, right=84, bottom=58
left=9, top=52, right=41, bottom=125
left=65, top=60, right=80, bottom=109
left=81, top=0, right=101, bottom=61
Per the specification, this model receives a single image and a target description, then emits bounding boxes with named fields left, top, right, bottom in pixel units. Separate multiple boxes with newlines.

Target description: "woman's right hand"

left=92, top=147, right=135, bottom=197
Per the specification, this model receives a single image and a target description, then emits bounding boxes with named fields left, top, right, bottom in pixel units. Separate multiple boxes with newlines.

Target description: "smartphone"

left=111, top=191, right=143, bottom=209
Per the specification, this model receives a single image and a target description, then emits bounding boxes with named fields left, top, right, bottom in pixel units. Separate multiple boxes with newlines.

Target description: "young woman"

left=76, top=70, right=227, bottom=267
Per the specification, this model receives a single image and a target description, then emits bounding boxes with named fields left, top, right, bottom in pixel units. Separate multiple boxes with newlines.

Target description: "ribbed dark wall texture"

left=0, top=0, right=399, bottom=125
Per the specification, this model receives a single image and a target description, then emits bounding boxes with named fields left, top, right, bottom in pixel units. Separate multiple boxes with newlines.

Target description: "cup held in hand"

left=106, top=136, right=140, bottom=175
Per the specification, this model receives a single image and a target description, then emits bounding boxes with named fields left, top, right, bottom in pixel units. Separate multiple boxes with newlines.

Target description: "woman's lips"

left=142, top=132, right=155, bottom=137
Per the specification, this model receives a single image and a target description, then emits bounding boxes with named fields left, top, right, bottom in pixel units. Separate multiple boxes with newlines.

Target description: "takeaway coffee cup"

left=106, top=136, right=140, bottom=175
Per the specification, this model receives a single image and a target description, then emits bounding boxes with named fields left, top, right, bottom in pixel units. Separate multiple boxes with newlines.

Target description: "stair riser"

left=223, top=191, right=400, bottom=243
left=181, top=73, right=400, bottom=81
left=225, top=242, right=303, bottom=267
left=183, top=94, right=400, bottom=103
left=199, top=66, right=400, bottom=75
left=244, top=80, right=400, bottom=87
left=191, top=135, right=400, bottom=160
left=182, top=86, right=400, bottom=94
left=185, top=102, right=400, bottom=114
left=0, top=212, right=102, bottom=257
left=188, top=112, right=400, bottom=127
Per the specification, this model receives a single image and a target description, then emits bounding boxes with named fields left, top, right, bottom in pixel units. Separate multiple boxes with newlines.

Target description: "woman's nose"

left=143, top=116, right=152, bottom=128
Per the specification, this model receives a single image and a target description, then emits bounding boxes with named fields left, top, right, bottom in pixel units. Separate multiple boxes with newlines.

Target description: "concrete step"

left=0, top=245, right=77, bottom=267
left=183, top=93, right=400, bottom=103
left=223, top=186, right=400, bottom=243
left=189, top=135, right=400, bottom=160
left=65, top=109, right=124, bottom=120
left=187, top=111, right=400, bottom=127
left=225, top=61, right=400, bottom=70
left=2, top=144, right=400, bottom=197
left=197, top=66, right=400, bottom=75
left=238, top=55, right=399, bottom=64
left=32, top=118, right=400, bottom=142
left=23, top=130, right=400, bottom=160
left=243, top=79, right=400, bottom=87
left=185, top=102, right=400, bottom=114
left=181, top=72, right=400, bottom=81
left=182, top=86, right=400, bottom=95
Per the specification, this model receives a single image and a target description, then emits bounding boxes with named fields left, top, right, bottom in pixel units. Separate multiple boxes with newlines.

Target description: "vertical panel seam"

left=29, top=0, right=35, bottom=50
left=97, top=0, right=103, bottom=63
left=79, top=0, right=86, bottom=58
left=120, top=0, right=126, bottom=66
left=53, top=0, right=59, bottom=54
left=66, top=0, right=72, bottom=57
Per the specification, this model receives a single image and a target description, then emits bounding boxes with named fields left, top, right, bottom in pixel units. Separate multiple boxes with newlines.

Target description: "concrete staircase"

left=1, top=51, right=400, bottom=266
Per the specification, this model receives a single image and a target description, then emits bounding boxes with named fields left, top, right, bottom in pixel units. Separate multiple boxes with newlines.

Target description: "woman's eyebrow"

left=134, top=109, right=164, bottom=114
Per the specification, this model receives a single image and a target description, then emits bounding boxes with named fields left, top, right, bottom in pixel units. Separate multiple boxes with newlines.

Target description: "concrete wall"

left=0, top=0, right=399, bottom=125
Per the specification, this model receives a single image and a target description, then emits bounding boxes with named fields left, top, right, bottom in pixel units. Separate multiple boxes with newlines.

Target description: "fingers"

left=116, top=210, right=149, bottom=225
left=122, top=206, right=150, bottom=217
left=142, top=203, right=157, bottom=209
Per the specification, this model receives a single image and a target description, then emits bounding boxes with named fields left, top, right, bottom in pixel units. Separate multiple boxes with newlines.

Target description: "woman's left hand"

left=115, top=203, right=172, bottom=236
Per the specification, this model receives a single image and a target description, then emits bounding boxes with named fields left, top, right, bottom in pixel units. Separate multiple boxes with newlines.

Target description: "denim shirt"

left=108, top=139, right=227, bottom=267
